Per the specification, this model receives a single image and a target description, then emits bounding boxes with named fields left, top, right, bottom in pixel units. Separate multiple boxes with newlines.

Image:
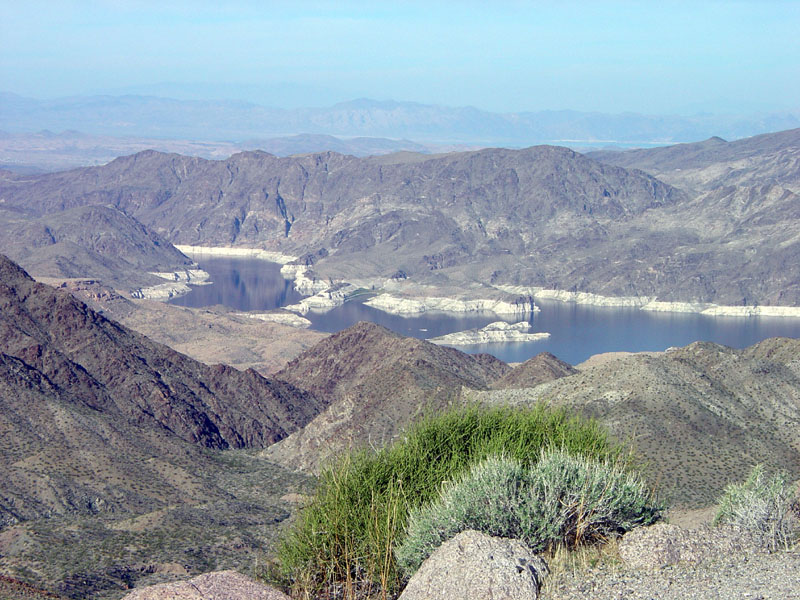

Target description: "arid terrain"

left=1, top=127, right=800, bottom=598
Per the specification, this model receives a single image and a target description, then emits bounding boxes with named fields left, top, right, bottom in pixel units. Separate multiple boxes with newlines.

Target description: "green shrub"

left=713, top=464, right=800, bottom=551
left=276, top=403, right=623, bottom=597
left=395, top=449, right=663, bottom=577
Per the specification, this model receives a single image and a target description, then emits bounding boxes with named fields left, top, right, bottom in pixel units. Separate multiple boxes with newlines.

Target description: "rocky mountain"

left=491, top=352, right=577, bottom=389
left=265, top=321, right=510, bottom=471
left=472, top=337, right=800, bottom=507
left=3, top=136, right=799, bottom=305
left=0, top=204, right=196, bottom=289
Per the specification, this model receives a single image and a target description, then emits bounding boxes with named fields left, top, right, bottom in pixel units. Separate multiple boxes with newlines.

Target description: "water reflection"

left=169, top=258, right=303, bottom=311
left=170, top=258, right=800, bottom=364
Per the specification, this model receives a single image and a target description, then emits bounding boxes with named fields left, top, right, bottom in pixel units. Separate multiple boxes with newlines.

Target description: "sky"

left=1, top=0, right=799, bottom=115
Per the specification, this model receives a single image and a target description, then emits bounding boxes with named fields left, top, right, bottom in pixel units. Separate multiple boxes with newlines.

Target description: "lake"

left=170, top=257, right=800, bottom=364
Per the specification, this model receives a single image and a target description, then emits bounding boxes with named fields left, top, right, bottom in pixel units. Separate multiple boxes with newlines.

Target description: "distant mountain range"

left=2, top=91, right=798, bottom=146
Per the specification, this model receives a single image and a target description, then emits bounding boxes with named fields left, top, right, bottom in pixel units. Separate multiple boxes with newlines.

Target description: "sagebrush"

left=394, top=449, right=663, bottom=576
left=714, top=464, right=800, bottom=551
left=275, top=403, right=625, bottom=597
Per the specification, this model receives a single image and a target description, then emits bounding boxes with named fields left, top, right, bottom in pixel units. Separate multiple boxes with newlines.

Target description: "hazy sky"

left=2, top=1, right=798, bottom=114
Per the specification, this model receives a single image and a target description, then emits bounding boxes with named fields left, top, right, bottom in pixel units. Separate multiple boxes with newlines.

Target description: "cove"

left=170, top=257, right=800, bottom=365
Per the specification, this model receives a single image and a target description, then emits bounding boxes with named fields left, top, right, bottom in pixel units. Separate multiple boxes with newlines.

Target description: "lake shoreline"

left=174, top=246, right=800, bottom=319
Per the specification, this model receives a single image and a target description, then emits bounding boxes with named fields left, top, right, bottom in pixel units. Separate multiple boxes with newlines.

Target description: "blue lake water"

left=170, top=257, right=800, bottom=365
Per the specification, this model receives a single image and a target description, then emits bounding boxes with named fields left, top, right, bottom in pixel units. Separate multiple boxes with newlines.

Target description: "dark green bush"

left=276, top=403, right=625, bottom=596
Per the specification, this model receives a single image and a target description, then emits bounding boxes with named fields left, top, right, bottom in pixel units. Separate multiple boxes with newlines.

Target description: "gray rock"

left=398, top=529, right=548, bottom=600
left=121, top=570, right=290, bottom=600
left=619, top=522, right=764, bottom=570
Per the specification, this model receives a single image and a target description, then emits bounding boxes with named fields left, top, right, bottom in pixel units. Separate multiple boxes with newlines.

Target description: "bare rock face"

left=121, top=570, right=290, bottom=600
left=398, top=530, right=548, bottom=600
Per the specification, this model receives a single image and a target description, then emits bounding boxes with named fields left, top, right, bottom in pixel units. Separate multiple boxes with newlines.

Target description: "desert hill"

left=490, top=351, right=577, bottom=389
left=0, top=255, right=333, bottom=597
left=471, top=337, right=800, bottom=507
left=265, top=321, right=510, bottom=471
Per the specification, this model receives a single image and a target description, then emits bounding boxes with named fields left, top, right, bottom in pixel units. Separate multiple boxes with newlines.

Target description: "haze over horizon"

left=2, top=1, right=799, bottom=116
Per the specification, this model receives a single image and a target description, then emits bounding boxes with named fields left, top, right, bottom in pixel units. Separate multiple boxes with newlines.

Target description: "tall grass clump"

left=713, top=464, right=800, bottom=551
left=276, top=403, right=624, bottom=598
left=395, top=449, right=663, bottom=577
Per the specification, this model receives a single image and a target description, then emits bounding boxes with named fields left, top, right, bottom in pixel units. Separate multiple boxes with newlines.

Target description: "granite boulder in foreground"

left=121, top=571, right=289, bottom=600
left=398, top=530, right=548, bottom=600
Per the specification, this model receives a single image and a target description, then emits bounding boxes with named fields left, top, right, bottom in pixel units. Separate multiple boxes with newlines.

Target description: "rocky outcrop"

left=398, top=530, right=548, bottom=600
left=121, top=571, right=290, bottom=600
left=365, top=293, right=538, bottom=316
left=429, top=321, right=550, bottom=345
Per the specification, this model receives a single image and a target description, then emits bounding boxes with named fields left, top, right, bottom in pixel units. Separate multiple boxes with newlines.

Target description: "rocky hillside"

left=265, top=321, right=510, bottom=471
left=0, top=255, right=328, bottom=598
left=2, top=136, right=798, bottom=305
left=472, top=337, right=800, bottom=507
left=588, top=128, right=800, bottom=192
left=0, top=204, right=195, bottom=289
left=0, top=255, right=322, bottom=521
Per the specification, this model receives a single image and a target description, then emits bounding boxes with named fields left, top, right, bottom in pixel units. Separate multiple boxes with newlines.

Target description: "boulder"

left=121, top=570, right=290, bottom=600
left=398, top=530, right=548, bottom=600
